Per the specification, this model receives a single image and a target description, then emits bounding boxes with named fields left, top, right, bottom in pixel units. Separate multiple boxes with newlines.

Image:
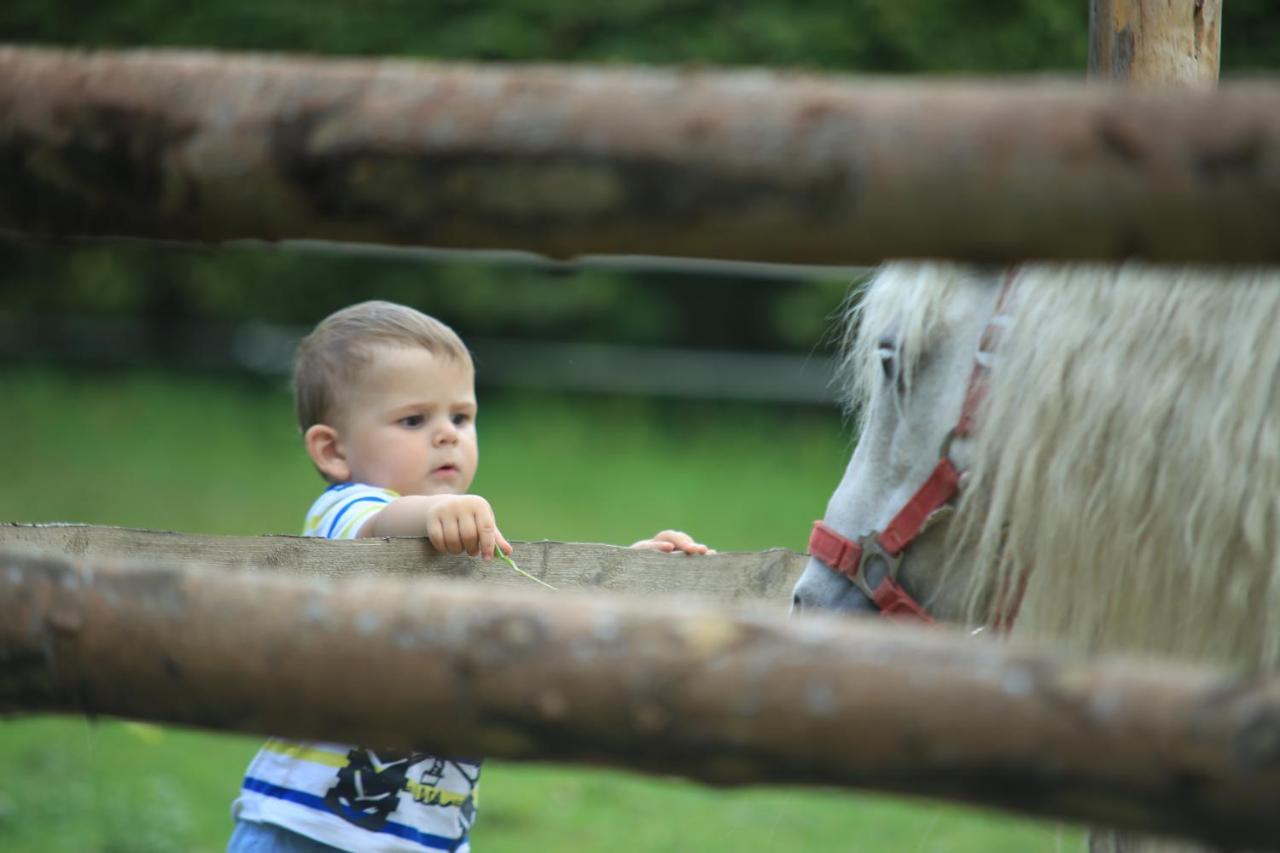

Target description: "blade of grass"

left=495, top=548, right=558, bottom=591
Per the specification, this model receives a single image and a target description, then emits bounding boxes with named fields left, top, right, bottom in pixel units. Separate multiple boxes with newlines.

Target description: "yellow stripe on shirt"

left=336, top=503, right=385, bottom=538
left=262, top=738, right=348, bottom=769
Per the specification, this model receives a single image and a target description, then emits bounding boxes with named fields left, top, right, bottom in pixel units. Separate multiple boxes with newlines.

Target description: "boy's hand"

left=424, top=494, right=512, bottom=559
left=630, top=529, right=715, bottom=555
left=364, top=494, right=511, bottom=559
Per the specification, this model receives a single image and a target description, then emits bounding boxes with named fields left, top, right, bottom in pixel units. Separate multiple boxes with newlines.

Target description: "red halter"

left=808, top=279, right=1016, bottom=622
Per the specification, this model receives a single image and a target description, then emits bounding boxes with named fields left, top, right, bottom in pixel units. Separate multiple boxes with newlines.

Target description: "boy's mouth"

left=432, top=464, right=459, bottom=477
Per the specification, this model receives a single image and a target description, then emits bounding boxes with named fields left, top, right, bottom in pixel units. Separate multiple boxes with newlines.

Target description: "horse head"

left=791, top=262, right=1008, bottom=621
left=795, top=262, right=1280, bottom=674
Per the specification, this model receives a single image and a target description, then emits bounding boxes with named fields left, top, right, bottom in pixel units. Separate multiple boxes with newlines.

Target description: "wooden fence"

left=0, top=523, right=805, bottom=600
left=5, top=1, right=1280, bottom=848
left=5, top=539, right=1280, bottom=850
left=2, top=45, right=1278, bottom=265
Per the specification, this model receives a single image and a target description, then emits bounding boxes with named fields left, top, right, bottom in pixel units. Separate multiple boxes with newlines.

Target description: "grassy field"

left=0, top=366, right=1080, bottom=851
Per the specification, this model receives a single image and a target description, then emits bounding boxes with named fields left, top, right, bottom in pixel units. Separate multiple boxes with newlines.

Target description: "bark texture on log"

left=0, top=523, right=804, bottom=601
left=4, top=547, right=1280, bottom=850
left=1090, top=0, right=1222, bottom=85
left=1, top=47, right=1279, bottom=264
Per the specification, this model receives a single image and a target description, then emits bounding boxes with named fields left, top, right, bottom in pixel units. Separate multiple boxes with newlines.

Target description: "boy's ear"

left=304, top=424, right=350, bottom=483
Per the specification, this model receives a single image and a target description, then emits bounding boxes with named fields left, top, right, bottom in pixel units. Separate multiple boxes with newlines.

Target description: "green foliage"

left=2, top=2, right=1275, bottom=353
left=5, top=0, right=1278, bottom=71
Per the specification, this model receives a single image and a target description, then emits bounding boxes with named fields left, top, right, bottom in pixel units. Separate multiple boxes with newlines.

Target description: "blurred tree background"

left=1, top=0, right=1277, bottom=363
left=1, top=3, right=1277, bottom=852
left=4, top=0, right=1278, bottom=70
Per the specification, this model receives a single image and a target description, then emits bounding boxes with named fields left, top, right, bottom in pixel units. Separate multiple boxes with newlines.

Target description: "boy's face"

left=333, top=345, right=479, bottom=497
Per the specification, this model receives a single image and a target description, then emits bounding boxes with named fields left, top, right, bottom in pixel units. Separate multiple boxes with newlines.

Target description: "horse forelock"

left=836, top=261, right=973, bottom=424
left=954, top=263, right=1280, bottom=670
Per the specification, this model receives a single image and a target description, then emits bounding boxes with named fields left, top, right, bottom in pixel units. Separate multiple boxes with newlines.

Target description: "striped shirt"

left=232, top=483, right=482, bottom=852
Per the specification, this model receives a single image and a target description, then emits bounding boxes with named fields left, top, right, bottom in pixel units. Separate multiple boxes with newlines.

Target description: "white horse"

left=791, top=261, right=1280, bottom=851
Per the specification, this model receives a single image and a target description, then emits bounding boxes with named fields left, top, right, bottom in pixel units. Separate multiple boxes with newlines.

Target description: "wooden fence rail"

left=0, top=523, right=806, bottom=600
left=2, top=46, right=1279, bottom=265
left=4, top=545, right=1280, bottom=850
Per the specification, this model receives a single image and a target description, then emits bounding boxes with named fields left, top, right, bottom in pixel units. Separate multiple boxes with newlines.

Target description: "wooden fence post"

left=1089, top=0, right=1221, bottom=84
left=1084, top=4, right=1224, bottom=849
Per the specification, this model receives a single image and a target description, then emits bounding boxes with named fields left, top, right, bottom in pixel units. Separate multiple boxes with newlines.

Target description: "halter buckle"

left=809, top=521, right=901, bottom=597
left=848, top=534, right=903, bottom=601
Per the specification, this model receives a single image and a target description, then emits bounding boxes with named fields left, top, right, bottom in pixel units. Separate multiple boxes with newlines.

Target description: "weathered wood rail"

left=4, top=545, right=1280, bottom=850
left=0, top=523, right=805, bottom=600
left=2, top=46, right=1279, bottom=265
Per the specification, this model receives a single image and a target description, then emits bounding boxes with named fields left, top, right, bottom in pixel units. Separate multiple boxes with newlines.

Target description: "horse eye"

left=877, top=337, right=896, bottom=382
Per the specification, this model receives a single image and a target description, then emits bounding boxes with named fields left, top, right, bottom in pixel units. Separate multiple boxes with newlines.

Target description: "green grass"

left=0, top=366, right=1081, bottom=851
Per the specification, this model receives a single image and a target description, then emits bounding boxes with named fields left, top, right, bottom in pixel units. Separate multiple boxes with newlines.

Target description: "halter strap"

left=807, top=459, right=960, bottom=624
left=809, top=520, right=937, bottom=622
left=807, top=273, right=1019, bottom=623
left=955, top=312, right=1010, bottom=439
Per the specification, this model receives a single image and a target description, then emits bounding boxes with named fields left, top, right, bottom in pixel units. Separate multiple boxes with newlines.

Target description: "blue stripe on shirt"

left=325, top=495, right=390, bottom=539
left=241, top=777, right=465, bottom=852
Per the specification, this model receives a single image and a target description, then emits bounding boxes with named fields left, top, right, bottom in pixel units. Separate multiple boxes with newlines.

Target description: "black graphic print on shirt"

left=324, top=748, right=412, bottom=830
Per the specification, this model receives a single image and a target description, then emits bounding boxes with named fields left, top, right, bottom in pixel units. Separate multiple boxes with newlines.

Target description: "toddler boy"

left=229, top=301, right=708, bottom=852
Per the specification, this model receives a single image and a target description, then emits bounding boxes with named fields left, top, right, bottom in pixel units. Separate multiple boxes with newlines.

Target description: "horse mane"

left=953, top=263, right=1280, bottom=670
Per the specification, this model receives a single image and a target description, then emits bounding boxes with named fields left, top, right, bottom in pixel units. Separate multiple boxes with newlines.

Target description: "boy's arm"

left=359, top=494, right=512, bottom=559
left=354, top=493, right=699, bottom=558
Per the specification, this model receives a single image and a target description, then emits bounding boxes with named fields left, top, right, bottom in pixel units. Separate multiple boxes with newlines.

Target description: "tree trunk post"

left=1085, top=4, right=1224, bottom=851
left=1089, top=0, right=1222, bottom=85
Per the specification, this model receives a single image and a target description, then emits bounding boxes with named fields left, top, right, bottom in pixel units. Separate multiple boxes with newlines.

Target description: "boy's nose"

left=433, top=420, right=458, bottom=445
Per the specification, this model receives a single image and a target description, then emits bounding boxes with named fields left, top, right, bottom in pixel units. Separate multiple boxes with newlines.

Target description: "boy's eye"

left=451, top=413, right=472, bottom=427
left=399, top=415, right=425, bottom=428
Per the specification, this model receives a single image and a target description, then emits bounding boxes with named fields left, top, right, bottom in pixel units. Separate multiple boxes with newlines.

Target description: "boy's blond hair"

left=294, top=300, right=471, bottom=432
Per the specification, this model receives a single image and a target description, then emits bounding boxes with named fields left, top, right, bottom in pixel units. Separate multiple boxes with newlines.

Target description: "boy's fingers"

left=642, top=530, right=714, bottom=554
left=495, top=528, right=513, bottom=556
left=478, top=523, right=496, bottom=560
left=442, top=517, right=464, bottom=553
left=458, top=515, right=480, bottom=557
left=427, top=518, right=447, bottom=554
left=632, top=539, right=675, bottom=552
left=661, top=529, right=695, bottom=547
